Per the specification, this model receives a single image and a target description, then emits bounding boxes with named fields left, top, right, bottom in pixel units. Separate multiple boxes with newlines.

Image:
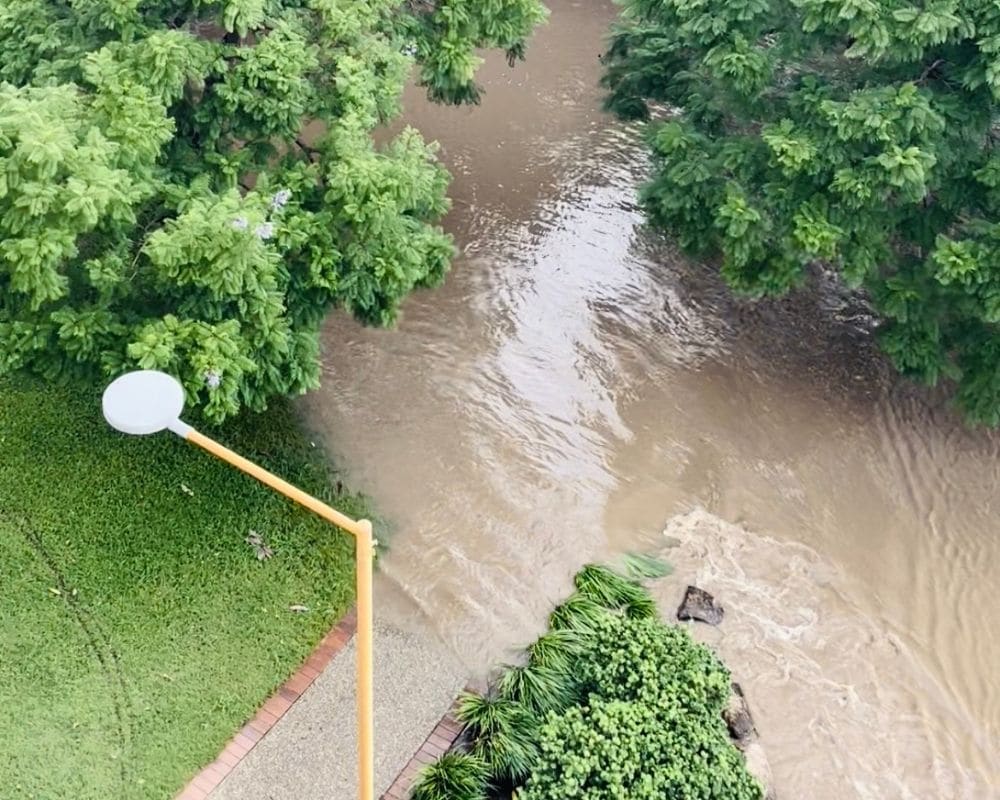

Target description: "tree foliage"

left=0, top=0, right=545, bottom=421
left=603, top=0, right=1000, bottom=424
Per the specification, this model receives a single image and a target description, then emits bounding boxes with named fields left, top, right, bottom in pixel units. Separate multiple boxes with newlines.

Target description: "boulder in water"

left=677, top=585, right=724, bottom=625
left=724, top=683, right=757, bottom=742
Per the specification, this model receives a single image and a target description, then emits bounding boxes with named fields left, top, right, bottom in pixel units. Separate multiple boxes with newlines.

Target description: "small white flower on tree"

left=271, top=189, right=292, bottom=210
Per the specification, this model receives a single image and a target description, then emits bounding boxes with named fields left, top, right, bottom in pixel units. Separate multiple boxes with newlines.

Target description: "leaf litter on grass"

left=245, top=530, right=274, bottom=560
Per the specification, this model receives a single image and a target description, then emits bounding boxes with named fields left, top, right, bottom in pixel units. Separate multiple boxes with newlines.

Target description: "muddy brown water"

left=301, top=1, right=1000, bottom=796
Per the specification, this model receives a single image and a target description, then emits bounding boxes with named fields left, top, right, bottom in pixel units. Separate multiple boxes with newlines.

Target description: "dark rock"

left=723, top=683, right=757, bottom=742
left=677, top=585, right=724, bottom=625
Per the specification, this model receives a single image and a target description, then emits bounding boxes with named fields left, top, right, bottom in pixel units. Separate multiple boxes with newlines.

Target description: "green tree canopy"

left=0, top=0, right=546, bottom=421
left=603, top=0, right=1000, bottom=424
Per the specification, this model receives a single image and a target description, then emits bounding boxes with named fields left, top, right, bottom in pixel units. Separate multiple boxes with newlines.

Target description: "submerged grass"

left=0, top=376, right=365, bottom=799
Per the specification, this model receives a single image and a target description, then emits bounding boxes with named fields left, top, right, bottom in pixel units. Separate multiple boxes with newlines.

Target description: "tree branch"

left=295, top=137, right=321, bottom=163
left=919, top=59, right=945, bottom=84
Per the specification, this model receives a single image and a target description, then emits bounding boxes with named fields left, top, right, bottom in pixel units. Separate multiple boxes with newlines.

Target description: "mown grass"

left=0, top=376, right=366, bottom=799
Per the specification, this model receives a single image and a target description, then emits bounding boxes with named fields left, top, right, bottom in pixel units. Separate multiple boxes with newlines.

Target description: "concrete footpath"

left=212, top=618, right=467, bottom=800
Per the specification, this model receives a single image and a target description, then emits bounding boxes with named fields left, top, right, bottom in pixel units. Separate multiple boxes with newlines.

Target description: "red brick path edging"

left=175, top=607, right=358, bottom=800
left=380, top=694, right=467, bottom=800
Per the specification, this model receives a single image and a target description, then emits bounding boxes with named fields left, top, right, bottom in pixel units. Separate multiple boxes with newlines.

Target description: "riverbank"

left=0, top=376, right=367, bottom=799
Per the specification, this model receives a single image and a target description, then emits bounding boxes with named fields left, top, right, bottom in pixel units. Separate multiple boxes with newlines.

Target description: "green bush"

left=580, top=614, right=731, bottom=714
left=522, top=698, right=759, bottom=800
left=522, top=615, right=761, bottom=800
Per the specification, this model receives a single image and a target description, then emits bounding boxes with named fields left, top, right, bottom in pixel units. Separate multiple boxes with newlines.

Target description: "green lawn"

left=0, top=376, right=366, bottom=799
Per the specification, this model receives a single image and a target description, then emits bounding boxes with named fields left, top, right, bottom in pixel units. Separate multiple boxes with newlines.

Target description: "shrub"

left=522, top=614, right=761, bottom=800
left=580, top=615, right=731, bottom=715
left=521, top=698, right=760, bottom=800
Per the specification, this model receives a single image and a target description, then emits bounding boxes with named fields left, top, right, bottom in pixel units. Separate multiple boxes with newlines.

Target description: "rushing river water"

left=302, top=2, right=1000, bottom=796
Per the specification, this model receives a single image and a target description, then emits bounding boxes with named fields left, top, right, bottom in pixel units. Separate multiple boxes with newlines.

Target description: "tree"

left=603, top=0, right=1000, bottom=424
left=0, top=0, right=546, bottom=422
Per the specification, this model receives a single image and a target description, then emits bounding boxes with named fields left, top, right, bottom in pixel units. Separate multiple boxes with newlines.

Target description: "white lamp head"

left=102, top=370, right=190, bottom=436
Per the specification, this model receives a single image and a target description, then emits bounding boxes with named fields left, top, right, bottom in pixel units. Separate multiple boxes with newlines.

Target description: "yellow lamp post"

left=102, top=370, right=375, bottom=800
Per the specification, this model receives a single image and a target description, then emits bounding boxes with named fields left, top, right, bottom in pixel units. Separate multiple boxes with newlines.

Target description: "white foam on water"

left=652, top=508, right=998, bottom=800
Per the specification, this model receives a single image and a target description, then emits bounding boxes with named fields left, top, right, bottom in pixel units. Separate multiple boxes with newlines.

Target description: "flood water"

left=301, top=1, right=1000, bottom=796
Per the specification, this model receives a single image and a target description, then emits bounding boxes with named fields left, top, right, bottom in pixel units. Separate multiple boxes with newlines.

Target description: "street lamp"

left=102, top=370, right=375, bottom=800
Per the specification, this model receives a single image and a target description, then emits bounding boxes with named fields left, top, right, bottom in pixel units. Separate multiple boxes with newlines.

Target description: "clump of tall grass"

left=496, top=661, right=577, bottom=718
left=456, top=691, right=538, bottom=784
left=548, top=592, right=607, bottom=634
left=410, top=753, right=490, bottom=800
